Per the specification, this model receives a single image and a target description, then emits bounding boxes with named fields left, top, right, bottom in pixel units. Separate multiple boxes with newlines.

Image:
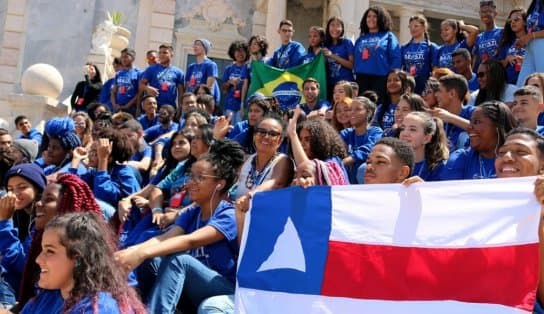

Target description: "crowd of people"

left=1, top=0, right=544, bottom=313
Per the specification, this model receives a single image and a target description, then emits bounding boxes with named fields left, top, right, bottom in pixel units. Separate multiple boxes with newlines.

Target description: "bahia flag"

left=248, top=53, right=327, bottom=111
left=236, top=177, right=541, bottom=314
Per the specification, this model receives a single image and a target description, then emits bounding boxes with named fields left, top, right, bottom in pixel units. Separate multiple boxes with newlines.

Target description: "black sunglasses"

left=255, top=128, right=281, bottom=138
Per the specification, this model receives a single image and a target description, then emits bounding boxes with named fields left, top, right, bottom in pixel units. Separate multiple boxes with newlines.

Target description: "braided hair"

left=18, top=174, right=102, bottom=308
left=200, top=139, right=245, bottom=194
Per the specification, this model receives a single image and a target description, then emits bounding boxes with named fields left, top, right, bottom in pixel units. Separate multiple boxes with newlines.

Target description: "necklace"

left=245, top=154, right=277, bottom=189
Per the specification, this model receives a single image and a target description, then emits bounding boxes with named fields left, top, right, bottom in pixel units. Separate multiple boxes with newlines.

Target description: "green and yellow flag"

left=248, top=52, right=327, bottom=111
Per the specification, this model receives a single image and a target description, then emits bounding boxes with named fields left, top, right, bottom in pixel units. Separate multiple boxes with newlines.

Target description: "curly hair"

left=46, top=213, right=146, bottom=313
left=298, top=119, right=347, bottom=160
left=95, top=128, right=135, bottom=163
left=200, top=139, right=245, bottom=193
left=228, top=40, right=249, bottom=61
left=18, top=174, right=103, bottom=309
left=248, top=35, right=269, bottom=58
left=360, top=5, right=393, bottom=34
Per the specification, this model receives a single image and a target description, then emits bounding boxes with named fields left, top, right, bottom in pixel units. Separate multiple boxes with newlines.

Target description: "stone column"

left=0, top=0, right=28, bottom=123
left=265, top=0, right=287, bottom=55
left=397, top=6, right=422, bottom=44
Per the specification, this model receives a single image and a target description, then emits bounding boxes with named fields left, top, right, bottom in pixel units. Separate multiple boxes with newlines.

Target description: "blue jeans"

left=0, top=276, right=15, bottom=308
left=517, top=38, right=544, bottom=86
left=198, top=295, right=235, bottom=314
left=147, top=253, right=235, bottom=314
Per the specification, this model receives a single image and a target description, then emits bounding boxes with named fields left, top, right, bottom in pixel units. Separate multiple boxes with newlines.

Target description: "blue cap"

left=4, top=163, right=46, bottom=193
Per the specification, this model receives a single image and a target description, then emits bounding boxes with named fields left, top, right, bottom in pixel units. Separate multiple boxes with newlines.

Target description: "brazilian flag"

left=248, top=52, right=327, bottom=111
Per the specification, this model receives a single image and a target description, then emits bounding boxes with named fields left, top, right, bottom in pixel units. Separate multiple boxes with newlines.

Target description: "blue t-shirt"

left=467, top=72, right=480, bottom=92
left=186, top=58, right=221, bottom=104
left=497, top=40, right=526, bottom=85
left=267, top=41, right=306, bottom=69
left=444, top=105, right=475, bottom=152
left=302, top=50, right=317, bottom=64
left=99, top=77, right=115, bottom=111
left=114, top=67, right=141, bottom=105
left=340, top=126, right=384, bottom=183
left=137, top=114, right=159, bottom=131
left=19, top=128, right=43, bottom=147
left=374, top=103, right=396, bottom=130
left=354, top=31, right=401, bottom=76
left=175, top=200, right=238, bottom=282
left=473, top=27, right=503, bottom=68
left=527, top=1, right=544, bottom=33
left=401, top=40, right=438, bottom=93
left=222, top=63, right=249, bottom=112
left=412, top=160, right=446, bottom=182
left=144, top=122, right=179, bottom=143
left=300, top=100, right=330, bottom=114
left=156, top=160, right=189, bottom=203
left=142, top=64, right=185, bottom=107
left=131, top=143, right=152, bottom=162
left=227, top=120, right=249, bottom=140
left=22, top=290, right=123, bottom=314
left=326, top=38, right=355, bottom=85
left=435, top=40, right=470, bottom=69
left=440, top=147, right=496, bottom=180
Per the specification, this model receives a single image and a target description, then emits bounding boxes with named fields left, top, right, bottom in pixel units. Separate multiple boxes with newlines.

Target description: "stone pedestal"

left=6, top=63, right=67, bottom=133
left=7, top=94, right=69, bottom=133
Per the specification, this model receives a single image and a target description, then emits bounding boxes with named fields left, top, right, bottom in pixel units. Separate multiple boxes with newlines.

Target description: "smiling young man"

left=14, top=115, right=42, bottom=147
left=364, top=137, right=414, bottom=184
left=299, top=78, right=330, bottom=117
left=267, top=19, right=306, bottom=69
left=473, top=0, right=503, bottom=70
left=512, top=85, right=544, bottom=134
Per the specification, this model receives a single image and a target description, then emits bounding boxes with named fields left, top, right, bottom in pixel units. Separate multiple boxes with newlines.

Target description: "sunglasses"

left=255, top=128, right=281, bottom=138
left=508, top=16, right=523, bottom=23
left=477, top=72, right=487, bottom=78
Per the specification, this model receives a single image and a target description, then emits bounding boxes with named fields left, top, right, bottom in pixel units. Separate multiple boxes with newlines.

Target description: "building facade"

left=0, top=0, right=530, bottom=125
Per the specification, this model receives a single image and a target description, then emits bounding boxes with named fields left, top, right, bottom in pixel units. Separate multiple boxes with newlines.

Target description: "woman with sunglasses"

left=470, top=59, right=518, bottom=107
left=115, top=139, right=244, bottom=313
left=498, top=8, right=528, bottom=85
left=234, top=114, right=294, bottom=217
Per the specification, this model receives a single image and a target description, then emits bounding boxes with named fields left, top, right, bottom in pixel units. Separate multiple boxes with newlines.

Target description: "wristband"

left=151, top=207, right=163, bottom=214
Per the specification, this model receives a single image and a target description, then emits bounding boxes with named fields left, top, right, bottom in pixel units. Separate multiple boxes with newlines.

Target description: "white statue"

left=91, top=13, right=117, bottom=55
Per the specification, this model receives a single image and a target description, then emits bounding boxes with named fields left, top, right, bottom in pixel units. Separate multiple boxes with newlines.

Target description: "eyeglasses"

left=508, top=16, right=523, bottom=23
left=74, top=121, right=86, bottom=127
left=477, top=72, right=487, bottom=78
left=255, top=128, right=281, bottom=138
left=187, top=173, right=220, bottom=183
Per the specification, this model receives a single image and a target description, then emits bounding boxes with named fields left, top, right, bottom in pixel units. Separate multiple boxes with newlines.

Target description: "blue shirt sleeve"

left=0, top=219, right=28, bottom=274
left=351, top=127, right=384, bottom=163
left=93, top=166, right=141, bottom=205
left=388, top=32, right=401, bottom=70
left=440, top=149, right=469, bottom=180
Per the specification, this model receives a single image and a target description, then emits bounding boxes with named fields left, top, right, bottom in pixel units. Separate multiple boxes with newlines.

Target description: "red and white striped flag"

left=236, top=177, right=540, bottom=313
